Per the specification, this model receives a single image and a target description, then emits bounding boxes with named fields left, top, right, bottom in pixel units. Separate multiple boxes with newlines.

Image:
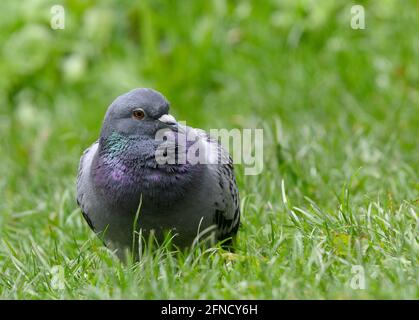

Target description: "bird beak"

left=157, top=114, right=179, bottom=132
left=158, top=114, right=177, bottom=125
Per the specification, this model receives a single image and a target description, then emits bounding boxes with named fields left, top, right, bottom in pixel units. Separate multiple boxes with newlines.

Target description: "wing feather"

left=76, top=141, right=99, bottom=232
left=194, top=130, right=241, bottom=243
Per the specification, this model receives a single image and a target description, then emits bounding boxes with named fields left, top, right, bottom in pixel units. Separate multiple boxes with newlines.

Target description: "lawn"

left=0, top=0, right=418, bottom=299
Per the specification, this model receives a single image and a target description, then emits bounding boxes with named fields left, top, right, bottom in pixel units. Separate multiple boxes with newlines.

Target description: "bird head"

left=100, top=88, right=179, bottom=140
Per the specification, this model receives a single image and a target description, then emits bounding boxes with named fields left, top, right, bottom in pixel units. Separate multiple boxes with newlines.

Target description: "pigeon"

left=76, top=88, right=240, bottom=258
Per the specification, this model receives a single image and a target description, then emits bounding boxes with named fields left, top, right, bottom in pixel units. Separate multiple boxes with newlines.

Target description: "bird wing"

left=213, top=148, right=241, bottom=243
left=76, top=141, right=99, bottom=232
left=194, top=129, right=241, bottom=243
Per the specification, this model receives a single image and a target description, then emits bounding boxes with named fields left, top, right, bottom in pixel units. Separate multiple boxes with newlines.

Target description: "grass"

left=0, top=0, right=418, bottom=299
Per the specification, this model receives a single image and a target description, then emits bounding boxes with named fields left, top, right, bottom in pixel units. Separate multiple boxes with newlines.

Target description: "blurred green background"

left=0, top=0, right=418, bottom=299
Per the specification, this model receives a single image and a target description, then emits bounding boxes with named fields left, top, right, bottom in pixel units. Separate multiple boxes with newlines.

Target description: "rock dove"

left=76, top=88, right=240, bottom=258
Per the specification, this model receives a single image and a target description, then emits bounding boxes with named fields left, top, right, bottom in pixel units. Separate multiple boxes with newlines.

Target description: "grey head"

left=100, top=88, right=177, bottom=140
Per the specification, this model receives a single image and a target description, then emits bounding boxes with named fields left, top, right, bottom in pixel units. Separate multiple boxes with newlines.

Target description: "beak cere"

left=158, top=114, right=177, bottom=125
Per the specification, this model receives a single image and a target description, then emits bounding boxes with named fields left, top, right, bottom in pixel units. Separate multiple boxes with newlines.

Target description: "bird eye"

left=132, top=109, right=145, bottom=120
